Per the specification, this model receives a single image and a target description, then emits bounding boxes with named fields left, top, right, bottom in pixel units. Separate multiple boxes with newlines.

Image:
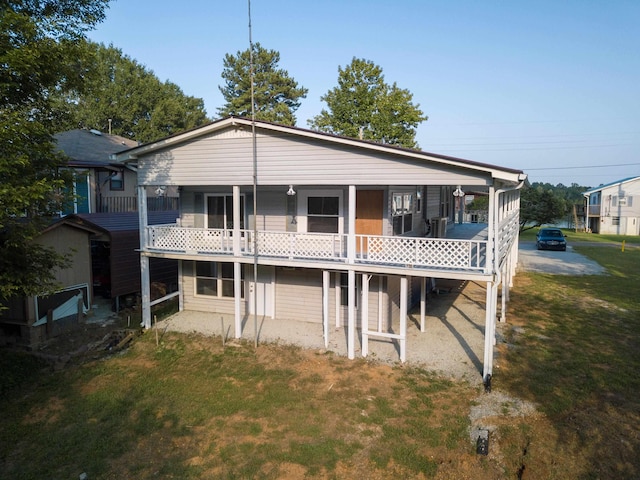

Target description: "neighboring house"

left=112, top=117, right=526, bottom=383
left=55, top=128, right=178, bottom=213
left=55, top=129, right=182, bottom=309
left=0, top=212, right=179, bottom=348
left=0, top=217, right=101, bottom=347
left=583, top=176, right=640, bottom=235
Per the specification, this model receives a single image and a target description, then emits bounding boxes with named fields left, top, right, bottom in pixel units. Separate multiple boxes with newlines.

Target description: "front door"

left=356, top=190, right=384, bottom=253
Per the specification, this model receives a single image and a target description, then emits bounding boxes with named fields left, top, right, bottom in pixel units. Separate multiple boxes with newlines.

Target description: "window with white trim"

left=392, top=192, right=414, bottom=235
left=195, top=262, right=243, bottom=298
left=307, top=196, right=339, bottom=233
left=207, top=194, right=245, bottom=229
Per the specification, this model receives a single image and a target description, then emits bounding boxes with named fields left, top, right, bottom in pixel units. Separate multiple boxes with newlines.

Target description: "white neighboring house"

left=112, top=117, right=527, bottom=383
left=583, top=176, right=640, bottom=235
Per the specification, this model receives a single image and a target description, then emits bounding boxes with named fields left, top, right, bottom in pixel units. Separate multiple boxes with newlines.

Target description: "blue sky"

left=88, top=0, right=640, bottom=188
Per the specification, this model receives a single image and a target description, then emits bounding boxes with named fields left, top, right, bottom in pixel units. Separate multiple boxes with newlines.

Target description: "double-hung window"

left=392, top=192, right=414, bottom=235
left=307, top=196, right=339, bottom=233
left=195, top=262, right=243, bottom=298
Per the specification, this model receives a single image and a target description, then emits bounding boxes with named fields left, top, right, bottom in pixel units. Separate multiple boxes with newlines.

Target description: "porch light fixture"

left=287, top=185, right=296, bottom=196
left=453, top=186, right=464, bottom=198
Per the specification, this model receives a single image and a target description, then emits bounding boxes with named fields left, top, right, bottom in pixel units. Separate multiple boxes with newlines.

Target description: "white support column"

left=137, top=185, right=148, bottom=249
left=178, top=260, right=184, bottom=312
left=420, top=277, right=427, bottom=332
left=137, top=186, right=151, bottom=329
left=347, top=185, right=356, bottom=264
left=482, top=281, right=494, bottom=381
left=347, top=269, right=356, bottom=359
left=378, top=278, right=384, bottom=332
left=400, top=276, right=407, bottom=362
left=323, top=270, right=330, bottom=348
left=141, top=255, right=151, bottom=329
left=335, top=273, right=341, bottom=328
left=486, top=186, right=495, bottom=274
left=361, top=274, right=370, bottom=357
left=234, top=261, right=242, bottom=338
left=500, top=267, right=508, bottom=323
left=233, top=185, right=241, bottom=255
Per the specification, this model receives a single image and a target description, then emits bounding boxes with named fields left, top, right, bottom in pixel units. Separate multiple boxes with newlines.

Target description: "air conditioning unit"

left=431, top=217, right=448, bottom=238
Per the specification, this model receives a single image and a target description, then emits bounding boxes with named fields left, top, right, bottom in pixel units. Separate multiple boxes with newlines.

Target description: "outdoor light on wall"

left=287, top=185, right=296, bottom=196
left=452, top=186, right=464, bottom=198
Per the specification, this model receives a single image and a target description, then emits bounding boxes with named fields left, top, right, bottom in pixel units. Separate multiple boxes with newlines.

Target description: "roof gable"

left=113, top=117, right=525, bottom=184
left=583, top=176, right=640, bottom=195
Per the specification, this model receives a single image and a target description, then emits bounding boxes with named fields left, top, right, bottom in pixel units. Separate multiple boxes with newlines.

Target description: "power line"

left=525, top=161, right=640, bottom=171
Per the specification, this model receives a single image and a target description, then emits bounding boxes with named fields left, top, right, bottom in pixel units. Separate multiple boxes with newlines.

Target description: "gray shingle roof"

left=54, top=129, right=138, bottom=167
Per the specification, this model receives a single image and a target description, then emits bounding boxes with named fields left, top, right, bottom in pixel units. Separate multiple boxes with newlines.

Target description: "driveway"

left=518, top=242, right=606, bottom=275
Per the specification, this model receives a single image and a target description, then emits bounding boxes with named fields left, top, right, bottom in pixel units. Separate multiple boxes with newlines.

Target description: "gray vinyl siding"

left=137, top=128, right=491, bottom=188
left=387, top=276, right=402, bottom=323
left=274, top=268, right=324, bottom=323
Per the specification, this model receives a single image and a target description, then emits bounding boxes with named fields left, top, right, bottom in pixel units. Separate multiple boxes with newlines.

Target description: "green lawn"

left=1, top=242, right=639, bottom=478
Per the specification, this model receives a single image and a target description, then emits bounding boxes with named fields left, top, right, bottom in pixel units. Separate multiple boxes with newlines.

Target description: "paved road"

left=518, top=242, right=606, bottom=275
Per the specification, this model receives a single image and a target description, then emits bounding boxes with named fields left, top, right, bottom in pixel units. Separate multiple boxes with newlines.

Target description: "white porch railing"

left=146, top=225, right=488, bottom=272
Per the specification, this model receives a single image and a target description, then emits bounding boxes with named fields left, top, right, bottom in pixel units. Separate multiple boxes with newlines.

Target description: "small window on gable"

left=110, top=171, right=124, bottom=191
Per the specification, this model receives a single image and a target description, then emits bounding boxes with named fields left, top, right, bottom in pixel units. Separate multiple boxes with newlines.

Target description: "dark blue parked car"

left=536, top=228, right=567, bottom=251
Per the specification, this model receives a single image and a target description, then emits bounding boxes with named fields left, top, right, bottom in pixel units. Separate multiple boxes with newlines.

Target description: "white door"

left=249, top=266, right=274, bottom=317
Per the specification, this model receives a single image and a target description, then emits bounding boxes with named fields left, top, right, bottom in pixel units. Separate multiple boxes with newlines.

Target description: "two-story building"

left=113, top=117, right=526, bottom=383
left=583, top=176, right=640, bottom=235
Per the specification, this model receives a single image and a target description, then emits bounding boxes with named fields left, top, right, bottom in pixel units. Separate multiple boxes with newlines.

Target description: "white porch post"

left=361, top=274, right=370, bottom=357
left=500, top=267, right=507, bottom=323
left=335, top=273, right=341, bottom=328
left=482, top=281, right=495, bottom=381
left=347, top=185, right=356, bottom=264
left=486, top=186, right=495, bottom=274
left=137, top=185, right=148, bottom=249
left=232, top=185, right=241, bottom=255
left=234, top=261, right=242, bottom=338
left=137, top=186, right=151, bottom=329
left=420, top=277, right=427, bottom=332
left=231, top=156, right=242, bottom=332
left=347, top=269, right=356, bottom=359
left=323, top=270, right=330, bottom=348
left=178, top=260, right=184, bottom=312
left=400, top=276, right=407, bottom=362
left=141, top=255, right=151, bottom=329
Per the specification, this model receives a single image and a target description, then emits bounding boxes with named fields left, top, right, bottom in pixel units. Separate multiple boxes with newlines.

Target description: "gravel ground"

left=159, top=278, right=488, bottom=385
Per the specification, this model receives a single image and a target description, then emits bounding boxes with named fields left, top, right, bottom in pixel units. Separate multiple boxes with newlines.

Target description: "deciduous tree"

left=58, top=42, right=209, bottom=142
left=519, top=186, right=568, bottom=231
left=218, top=43, right=308, bottom=126
left=308, top=58, right=427, bottom=149
left=0, top=0, right=108, bottom=306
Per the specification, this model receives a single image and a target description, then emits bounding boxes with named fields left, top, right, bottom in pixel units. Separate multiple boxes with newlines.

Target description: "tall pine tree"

left=218, top=43, right=308, bottom=126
